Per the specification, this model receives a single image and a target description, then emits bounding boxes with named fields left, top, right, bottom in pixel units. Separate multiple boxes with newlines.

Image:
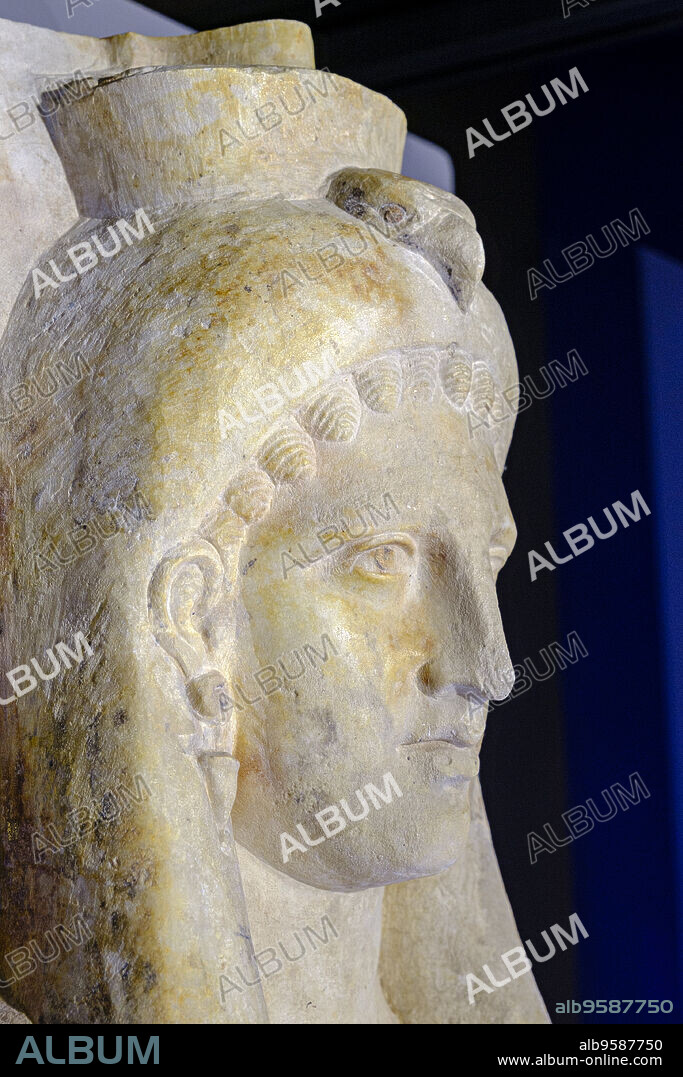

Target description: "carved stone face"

left=227, top=385, right=517, bottom=891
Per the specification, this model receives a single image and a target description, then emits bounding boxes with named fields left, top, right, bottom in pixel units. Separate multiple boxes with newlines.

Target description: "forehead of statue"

left=247, top=399, right=504, bottom=543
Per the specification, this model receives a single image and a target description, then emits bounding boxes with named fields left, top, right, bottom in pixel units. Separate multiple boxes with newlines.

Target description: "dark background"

left=143, top=0, right=682, bottom=1023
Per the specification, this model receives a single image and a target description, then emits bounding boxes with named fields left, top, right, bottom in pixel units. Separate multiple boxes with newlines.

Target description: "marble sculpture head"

left=0, top=24, right=548, bottom=1023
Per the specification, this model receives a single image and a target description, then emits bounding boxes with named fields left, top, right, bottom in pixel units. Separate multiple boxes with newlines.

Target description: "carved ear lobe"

left=148, top=540, right=224, bottom=679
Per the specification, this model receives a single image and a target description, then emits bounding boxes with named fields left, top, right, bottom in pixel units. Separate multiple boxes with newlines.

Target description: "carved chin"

left=240, top=796, right=473, bottom=893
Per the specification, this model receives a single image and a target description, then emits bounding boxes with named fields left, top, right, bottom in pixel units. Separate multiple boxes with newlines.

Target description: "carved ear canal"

left=148, top=539, right=224, bottom=679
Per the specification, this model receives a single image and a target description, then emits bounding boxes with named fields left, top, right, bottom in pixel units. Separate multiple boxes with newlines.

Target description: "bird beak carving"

left=325, top=167, right=485, bottom=314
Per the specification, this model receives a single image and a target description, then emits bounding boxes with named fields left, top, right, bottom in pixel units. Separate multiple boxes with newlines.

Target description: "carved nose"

left=416, top=659, right=513, bottom=704
left=416, top=567, right=515, bottom=704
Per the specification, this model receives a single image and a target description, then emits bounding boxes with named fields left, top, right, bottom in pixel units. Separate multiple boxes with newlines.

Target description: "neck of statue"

left=235, top=843, right=398, bottom=1024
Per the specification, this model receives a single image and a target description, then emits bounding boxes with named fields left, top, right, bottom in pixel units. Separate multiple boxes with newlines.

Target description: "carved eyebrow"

left=335, top=529, right=418, bottom=554
left=344, top=530, right=418, bottom=549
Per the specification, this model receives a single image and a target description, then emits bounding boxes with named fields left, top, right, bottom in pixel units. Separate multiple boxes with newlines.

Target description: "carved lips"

left=399, top=740, right=480, bottom=779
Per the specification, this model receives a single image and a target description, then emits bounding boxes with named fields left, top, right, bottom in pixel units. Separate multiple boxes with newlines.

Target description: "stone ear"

left=148, top=539, right=225, bottom=679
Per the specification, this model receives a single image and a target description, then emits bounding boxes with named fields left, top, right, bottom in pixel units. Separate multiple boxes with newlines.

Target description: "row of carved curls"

left=205, top=343, right=499, bottom=558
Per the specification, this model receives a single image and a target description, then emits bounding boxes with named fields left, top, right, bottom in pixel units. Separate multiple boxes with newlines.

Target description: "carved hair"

left=202, top=343, right=503, bottom=555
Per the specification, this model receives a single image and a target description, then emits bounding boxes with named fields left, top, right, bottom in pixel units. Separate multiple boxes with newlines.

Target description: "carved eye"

left=381, top=202, right=408, bottom=226
left=349, top=539, right=415, bottom=580
left=344, top=187, right=367, bottom=217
